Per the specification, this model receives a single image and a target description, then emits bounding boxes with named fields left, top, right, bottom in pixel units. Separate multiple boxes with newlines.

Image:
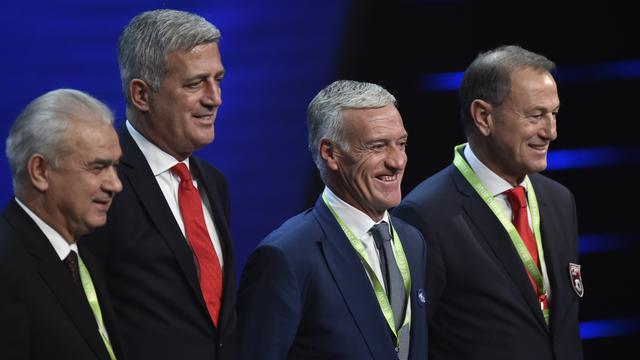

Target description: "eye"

left=186, top=80, right=203, bottom=89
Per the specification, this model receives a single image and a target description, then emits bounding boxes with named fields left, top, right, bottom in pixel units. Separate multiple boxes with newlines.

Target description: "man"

left=83, top=9, right=236, bottom=359
left=0, top=89, right=124, bottom=359
left=393, top=45, right=584, bottom=359
left=237, top=80, right=427, bottom=359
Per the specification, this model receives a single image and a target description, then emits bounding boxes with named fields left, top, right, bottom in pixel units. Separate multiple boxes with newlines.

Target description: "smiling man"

left=82, top=9, right=237, bottom=360
left=393, top=45, right=584, bottom=360
left=237, top=80, right=428, bottom=360
left=0, top=89, right=124, bottom=360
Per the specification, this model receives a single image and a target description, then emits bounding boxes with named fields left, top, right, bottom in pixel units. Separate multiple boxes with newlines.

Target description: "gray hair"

left=118, top=9, right=221, bottom=106
left=307, top=80, right=397, bottom=181
left=459, top=45, right=556, bottom=134
left=6, top=89, right=114, bottom=194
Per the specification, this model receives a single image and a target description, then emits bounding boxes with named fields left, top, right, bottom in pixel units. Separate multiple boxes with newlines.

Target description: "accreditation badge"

left=568, top=263, right=584, bottom=298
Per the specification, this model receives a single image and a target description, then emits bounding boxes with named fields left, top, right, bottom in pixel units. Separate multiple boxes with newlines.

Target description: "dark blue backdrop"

left=0, top=0, right=347, bottom=272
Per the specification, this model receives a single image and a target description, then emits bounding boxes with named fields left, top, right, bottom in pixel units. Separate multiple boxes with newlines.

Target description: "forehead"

left=64, top=119, right=119, bottom=156
left=165, top=42, right=223, bottom=75
left=506, top=67, right=559, bottom=108
left=342, top=104, right=405, bottom=139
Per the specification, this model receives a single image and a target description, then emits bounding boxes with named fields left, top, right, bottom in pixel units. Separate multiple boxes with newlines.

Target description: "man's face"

left=487, top=67, right=559, bottom=184
left=46, top=120, right=122, bottom=241
left=146, top=42, right=224, bottom=160
left=329, top=104, right=408, bottom=221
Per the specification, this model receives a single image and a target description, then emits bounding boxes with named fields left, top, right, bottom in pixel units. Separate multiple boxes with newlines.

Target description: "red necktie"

left=504, top=186, right=548, bottom=310
left=172, top=163, right=223, bottom=326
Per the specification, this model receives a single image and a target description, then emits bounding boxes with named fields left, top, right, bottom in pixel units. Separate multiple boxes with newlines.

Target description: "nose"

left=202, top=79, right=222, bottom=107
left=541, top=113, right=557, bottom=141
left=103, top=166, right=123, bottom=195
left=386, top=144, right=407, bottom=171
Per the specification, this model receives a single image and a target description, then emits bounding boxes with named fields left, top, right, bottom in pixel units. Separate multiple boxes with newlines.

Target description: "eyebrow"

left=186, top=69, right=226, bottom=82
left=88, top=158, right=119, bottom=166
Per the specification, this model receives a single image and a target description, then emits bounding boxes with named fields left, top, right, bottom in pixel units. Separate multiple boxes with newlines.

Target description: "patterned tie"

left=504, top=186, right=548, bottom=309
left=171, top=163, right=223, bottom=326
left=64, top=250, right=81, bottom=287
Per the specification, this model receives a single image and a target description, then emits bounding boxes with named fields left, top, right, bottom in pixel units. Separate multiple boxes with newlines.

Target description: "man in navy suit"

left=83, top=9, right=236, bottom=360
left=393, top=45, right=584, bottom=359
left=0, top=89, right=124, bottom=359
left=237, top=80, right=427, bottom=359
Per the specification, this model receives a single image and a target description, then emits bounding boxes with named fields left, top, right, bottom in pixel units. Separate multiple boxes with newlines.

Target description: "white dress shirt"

left=15, top=197, right=78, bottom=260
left=323, top=186, right=411, bottom=319
left=464, top=143, right=551, bottom=300
left=127, top=121, right=224, bottom=268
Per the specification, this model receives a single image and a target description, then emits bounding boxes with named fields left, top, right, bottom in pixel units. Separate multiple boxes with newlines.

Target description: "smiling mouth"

left=376, top=174, right=399, bottom=182
left=93, top=199, right=111, bottom=210
left=529, top=143, right=549, bottom=152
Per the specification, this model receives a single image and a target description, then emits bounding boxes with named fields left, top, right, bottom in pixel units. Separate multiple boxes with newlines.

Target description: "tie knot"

left=370, top=221, right=391, bottom=249
left=504, top=186, right=527, bottom=209
left=171, top=163, right=192, bottom=183
left=65, top=250, right=78, bottom=266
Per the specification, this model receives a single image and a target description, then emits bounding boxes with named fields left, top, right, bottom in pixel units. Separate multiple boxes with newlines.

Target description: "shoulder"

left=401, top=165, right=457, bottom=206
left=529, top=173, right=575, bottom=203
left=259, top=208, right=321, bottom=252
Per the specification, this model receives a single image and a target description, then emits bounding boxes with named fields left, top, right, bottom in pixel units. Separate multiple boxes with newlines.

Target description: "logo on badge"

left=568, top=263, right=584, bottom=298
left=417, top=288, right=426, bottom=307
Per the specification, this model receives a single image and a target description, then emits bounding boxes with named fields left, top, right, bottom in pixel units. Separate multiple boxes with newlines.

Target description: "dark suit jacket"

left=237, top=197, right=428, bottom=359
left=0, top=200, right=125, bottom=360
left=393, top=164, right=583, bottom=360
left=83, top=127, right=237, bottom=360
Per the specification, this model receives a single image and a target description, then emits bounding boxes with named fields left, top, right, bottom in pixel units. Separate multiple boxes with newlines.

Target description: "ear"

left=470, top=99, right=493, bottom=136
left=130, top=79, right=152, bottom=112
left=27, top=154, right=50, bottom=192
left=319, top=139, right=339, bottom=171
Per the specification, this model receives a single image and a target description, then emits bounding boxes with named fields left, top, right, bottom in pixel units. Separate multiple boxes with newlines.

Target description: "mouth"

left=375, top=174, right=400, bottom=183
left=193, top=113, right=215, bottom=123
left=529, top=142, right=549, bottom=153
left=93, top=199, right=112, bottom=212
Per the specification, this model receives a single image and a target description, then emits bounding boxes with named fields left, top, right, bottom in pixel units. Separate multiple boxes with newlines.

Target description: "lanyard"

left=78, top=254, right=117, bottom=360
left=452, top=144, right=549, bottom=324
left=322, top=194, right=411, bottom=343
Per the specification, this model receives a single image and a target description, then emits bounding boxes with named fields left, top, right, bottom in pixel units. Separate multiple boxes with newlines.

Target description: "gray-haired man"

left=1, top=89, right=124, bottom=360
left=83, top=9, right=236, bottom=360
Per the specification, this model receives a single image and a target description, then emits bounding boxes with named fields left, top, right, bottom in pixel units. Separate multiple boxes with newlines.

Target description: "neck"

left=20, top=194, right=76, bottom=245
left=467, top=140, right=523, bottom=187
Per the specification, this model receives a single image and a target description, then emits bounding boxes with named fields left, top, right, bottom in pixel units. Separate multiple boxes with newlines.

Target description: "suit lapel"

left=451, top=167, right=548, bottom=328
left=80, top=245, right=124, bottom=359
left=313, top=198, right=394, bottom=359
left=533, top=178, right=570, bottom=333
left=5, top=201, right=110, bottom=360
left=118, top=128, right=205, bottom=313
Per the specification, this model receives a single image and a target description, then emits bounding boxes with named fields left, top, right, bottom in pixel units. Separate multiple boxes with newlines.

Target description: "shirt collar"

left=126, top=120, right=190, bottom=176
left=15, top=197, right=78, bottom=260
left=463, top=143, right=528, bottom=196
left=323, top=186, right=390, bottom=240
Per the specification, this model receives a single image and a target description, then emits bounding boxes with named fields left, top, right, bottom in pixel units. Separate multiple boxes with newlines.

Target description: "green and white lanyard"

left=452, top=144, right=549, bottom=324
left=78, top=254, right=117, bottom=360
left=322, top=194, right=411, bottom=344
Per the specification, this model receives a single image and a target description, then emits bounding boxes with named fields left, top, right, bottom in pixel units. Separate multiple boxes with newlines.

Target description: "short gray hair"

left=6, top=89, right=114, bottom=194
left=459, top=45, right=556, bottom=134
left=118, top=9, right=221, bottom=106
left=307, top=80, right=397, bottom=181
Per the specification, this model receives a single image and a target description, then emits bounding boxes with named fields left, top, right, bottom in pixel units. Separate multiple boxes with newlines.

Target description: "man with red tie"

left=83, top=9, right=236, bottom=360
left=393, top=45, right=584, bottom=360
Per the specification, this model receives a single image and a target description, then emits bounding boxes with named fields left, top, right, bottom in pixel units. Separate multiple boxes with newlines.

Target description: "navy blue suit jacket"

left=237, top=197, right=427, bottom=359
left=393, top=164, right=583, bottom=360
left=83, top=127, right=237, bottom=360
